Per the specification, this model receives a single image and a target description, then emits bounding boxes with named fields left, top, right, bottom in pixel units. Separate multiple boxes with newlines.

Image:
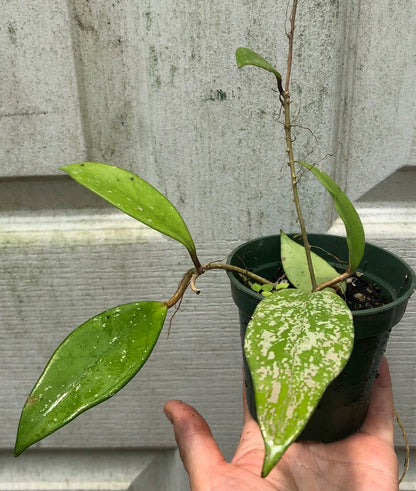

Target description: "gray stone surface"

left=1, top=1, right=415, bottom=488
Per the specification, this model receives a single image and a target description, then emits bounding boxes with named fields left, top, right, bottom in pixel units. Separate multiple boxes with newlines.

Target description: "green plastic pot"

left=227, top=234, right=415, bottom=442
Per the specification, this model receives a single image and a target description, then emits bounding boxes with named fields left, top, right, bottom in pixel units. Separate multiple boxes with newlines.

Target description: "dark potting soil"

left=270, top=265, right=390, bottom=311
left=343, top=272, right=390, bottom=310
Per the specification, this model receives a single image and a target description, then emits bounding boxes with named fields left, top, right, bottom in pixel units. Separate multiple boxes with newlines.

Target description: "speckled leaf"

left=62, top=162, right=196, bottom=255
left=281, top=231, right=346, bottom=293
left=297, top=162, right=365, bottom=271
left=15, top=301, right=167, bottom=456
left=245, top=289, right=354, bottom=477
left=236, top=47, right=282, bottom=82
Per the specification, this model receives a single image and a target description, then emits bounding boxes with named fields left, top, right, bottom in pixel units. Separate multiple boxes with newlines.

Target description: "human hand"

left=164, top=357, right=398, bottom=491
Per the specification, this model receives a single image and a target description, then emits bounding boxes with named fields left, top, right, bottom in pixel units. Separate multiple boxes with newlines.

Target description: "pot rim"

left=226, top=233, right=416, bottom=317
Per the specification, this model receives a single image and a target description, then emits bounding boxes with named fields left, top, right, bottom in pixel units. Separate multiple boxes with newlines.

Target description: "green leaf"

left=236, top=47, right=282, bottom=82
left=62, top=162, right=196, bottom=255
left=252, top=282, right=289, bottom=297
left=251, top=283, right=273, bottom=297
left=297, top=162, right=365, bottom=271
left=251, top=282, right=265, bottom=293
left=15, top=301, right=167, bottom=456
left=245, top=289, right=354, bottom=476
left=281, top=231, right=346, bottom=293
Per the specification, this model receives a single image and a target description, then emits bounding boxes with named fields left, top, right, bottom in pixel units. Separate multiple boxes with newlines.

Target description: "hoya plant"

left=15, top=2, right=366, bottom=478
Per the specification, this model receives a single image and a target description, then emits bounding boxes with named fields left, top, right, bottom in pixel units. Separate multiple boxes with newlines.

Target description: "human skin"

left=164, top=357, right=398, bottom=491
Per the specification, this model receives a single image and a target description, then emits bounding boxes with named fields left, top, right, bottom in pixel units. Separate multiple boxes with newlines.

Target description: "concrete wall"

left=1, top=1, right=415, bottom=489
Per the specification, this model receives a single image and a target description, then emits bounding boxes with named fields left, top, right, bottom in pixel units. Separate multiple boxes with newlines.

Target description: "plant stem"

left=165, top=269, right=195, bottom=308
left=165, top=263, right=274, bottom=308
left=285, top=0, right=298, bottom=93
left=189, top=251, right=203, bottom=274
left=281, top=0, right=317, bottom=291
left=203, top=262, right=274, bottom=285
left=282, top=95, right=317, bottom=290
left=314, top=271, right=351, bottom=292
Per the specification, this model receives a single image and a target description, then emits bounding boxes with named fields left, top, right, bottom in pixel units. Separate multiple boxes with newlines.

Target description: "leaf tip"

left=14, top=430, right=30, bottom=457
left=261, top=442, right=288, bottom=477
left=14, top=444, right=25, bottom=457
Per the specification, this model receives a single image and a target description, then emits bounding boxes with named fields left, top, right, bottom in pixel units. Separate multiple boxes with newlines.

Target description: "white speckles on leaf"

left=245, top=289, right=354, bottom=476
left=270, top=380, right=281, bottom=403
left=14, top=301, right=167, bottom=457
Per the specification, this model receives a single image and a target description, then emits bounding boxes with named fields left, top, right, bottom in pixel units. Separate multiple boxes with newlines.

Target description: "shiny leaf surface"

left=245, top=289, right=354, bottom=476
left=298, top=162, right=365, bottom=271
left=15, top=301, right=167, bottom=456
left=62, top=162, right=196, bottom=255
left=280, top=231, right=346, bottom=293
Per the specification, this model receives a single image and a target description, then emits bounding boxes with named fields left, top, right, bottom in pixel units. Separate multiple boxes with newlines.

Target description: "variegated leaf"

left=244, top=289, right=354, bottom=476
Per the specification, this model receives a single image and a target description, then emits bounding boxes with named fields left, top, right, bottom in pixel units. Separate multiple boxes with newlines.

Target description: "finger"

left=360, top=357, right=394, bottom=445
left=242, top=381, right=255, bottom=425
left=234, top=381, right=264, bottom=465
left=241, top=366, right=259, bottom=428
left=164, top=400, right=225, bottom=483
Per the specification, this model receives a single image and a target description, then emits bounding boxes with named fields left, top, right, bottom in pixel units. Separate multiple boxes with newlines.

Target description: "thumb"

left=164, top=400, right=225, bottom=485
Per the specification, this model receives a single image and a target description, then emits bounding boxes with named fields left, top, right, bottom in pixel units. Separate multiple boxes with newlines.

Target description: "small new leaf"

left=236, top=48, right=282, bottom=83
left=252, top=283, right=289, bottom=297
left=281, top=231, right=346, bottom=293
left=15, top=301, right=167, bottom=456
left=62, top=162, right=196, bottom=256
left=245, top=289, right=354, bottom=476
left=297, top=162, right=365, bottom=272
